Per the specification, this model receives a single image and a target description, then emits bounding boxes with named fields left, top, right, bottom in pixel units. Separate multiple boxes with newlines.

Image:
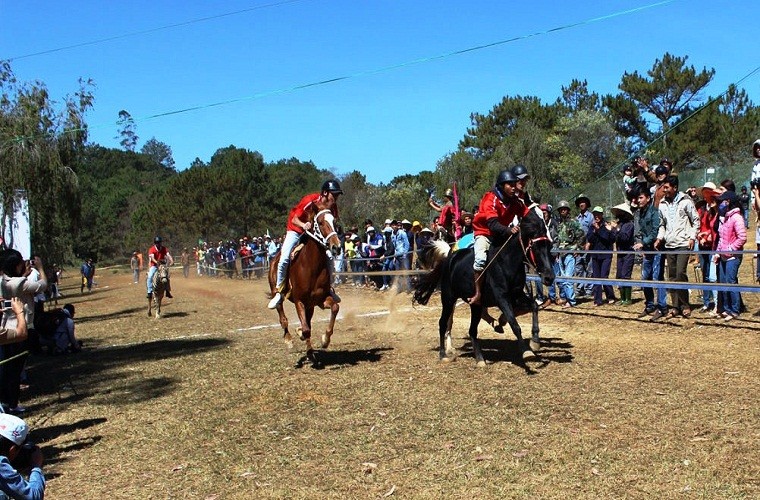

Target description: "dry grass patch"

left=20, top=266, right=760, bottom=498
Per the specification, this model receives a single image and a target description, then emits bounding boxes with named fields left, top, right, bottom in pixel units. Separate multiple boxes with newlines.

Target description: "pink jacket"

left=714, top=208, right=746, bottom=259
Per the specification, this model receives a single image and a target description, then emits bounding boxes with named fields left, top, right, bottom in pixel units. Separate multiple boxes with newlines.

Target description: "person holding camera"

left=0, top=413, right=45, bottom=499
left=1, top=251, right=47, bottom=415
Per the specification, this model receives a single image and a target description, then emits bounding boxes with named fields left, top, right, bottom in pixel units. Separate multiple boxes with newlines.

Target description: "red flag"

left=452, top=182, right=461, bottom=239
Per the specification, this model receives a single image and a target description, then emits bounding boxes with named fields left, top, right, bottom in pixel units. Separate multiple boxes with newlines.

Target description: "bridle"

left=519, top=230, right=551, bottom=272
left=304, top=209, right=338, bottom=249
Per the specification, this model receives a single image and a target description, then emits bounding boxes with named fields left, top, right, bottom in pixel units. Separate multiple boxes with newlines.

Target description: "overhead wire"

left=4, top=0, right=685, bottom=147
left=4, top=0, right=312, bottom=61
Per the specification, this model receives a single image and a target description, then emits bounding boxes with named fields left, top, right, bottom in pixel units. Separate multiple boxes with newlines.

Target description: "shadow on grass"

left=456, top=336, right=574, bottom=374
left=295, top=347, right=392, bottom=370
left=75, top=306, right=145, bottom=324
left=26, top=337, right=231, bottom=406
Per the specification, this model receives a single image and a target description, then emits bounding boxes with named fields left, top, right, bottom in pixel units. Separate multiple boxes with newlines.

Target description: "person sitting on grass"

left=53, top=304, right=82, bottom=354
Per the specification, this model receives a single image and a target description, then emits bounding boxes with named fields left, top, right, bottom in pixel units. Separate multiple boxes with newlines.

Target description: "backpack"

left=36, top=308, right=67, bottom=338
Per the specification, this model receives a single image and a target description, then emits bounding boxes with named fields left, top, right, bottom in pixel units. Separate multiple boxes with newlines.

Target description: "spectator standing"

left=130, top=251, right=140, bottom=284
left=379, top=226, right=395, bottom=291
left=80, top=258, right=95, bottom=294
left=0, top=413, right=46, bottom=499
left=738, top=186, right=750, bottom=229
left=535, top=204, right=558, bottom=307
left=390, top=220, right=410, bottom=292
left=180, top=248, right=191, bottom=278
left=554, top=201, right=585, bottom=308
left=633, top=187, right=665, bottom=319
left=586, top=206, right=616, bottom=306
left=696, top=187, right=719, bottom=312
left=611, top=203, right=635, bottom=305
left=428, top=189, right=458, bottom=243
left=713, top=191, right=747, bottom=321
left=574, top=195, right=594, bottom=297
left=655, top=175, right=699, bottom=319
left=0, top=251, right=46, bottom=414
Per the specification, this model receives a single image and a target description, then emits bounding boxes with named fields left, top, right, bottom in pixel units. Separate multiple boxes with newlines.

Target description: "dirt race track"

left=24, top=263, right=759, bottom=499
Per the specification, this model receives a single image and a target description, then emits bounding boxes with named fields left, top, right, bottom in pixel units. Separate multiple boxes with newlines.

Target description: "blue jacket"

left=0, top=456, right=45, bottom=500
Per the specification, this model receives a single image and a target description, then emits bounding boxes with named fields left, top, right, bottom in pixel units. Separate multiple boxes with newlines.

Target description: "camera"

left=11, top=441, right=39, bottom=470
left=1, top=300, right=11, bottom=310
left=750, top=178, right=760, bottom=190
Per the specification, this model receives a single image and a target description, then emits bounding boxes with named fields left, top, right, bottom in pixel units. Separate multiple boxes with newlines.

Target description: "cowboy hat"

left=575, top=195, right=591, bottom=208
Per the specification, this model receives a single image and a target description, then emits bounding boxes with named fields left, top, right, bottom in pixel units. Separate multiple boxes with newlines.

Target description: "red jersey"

left=472, top=190, right=530, bottom=238
left=286, top=193, right=338, bottom=234
left=148, top=244, right=169, bottom=267
left=438, top=203, right=456, bottom=230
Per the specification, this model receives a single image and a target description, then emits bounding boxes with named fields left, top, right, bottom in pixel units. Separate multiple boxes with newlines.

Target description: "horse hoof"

left=297, top=328, right=305, bottom=341
left=321, top=334, right=331, bottom=349
left=494, top=325, right=505, bottom=334
left=285, top=340, right=294, bottom=350
left=440, top=356, right=452, bottom=363
left=522, top=350, right=538, bottom=361
left=529, top=340, right=540, bottom=352
left=476, top=360, right=486, bottom=368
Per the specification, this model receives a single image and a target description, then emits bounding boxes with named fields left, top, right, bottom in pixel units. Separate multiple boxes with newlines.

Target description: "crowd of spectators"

left=537, top=141, right=760, bottom=323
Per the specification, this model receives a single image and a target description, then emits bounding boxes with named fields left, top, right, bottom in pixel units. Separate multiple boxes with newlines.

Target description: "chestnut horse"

left=268, top=204, right=342, bottom=362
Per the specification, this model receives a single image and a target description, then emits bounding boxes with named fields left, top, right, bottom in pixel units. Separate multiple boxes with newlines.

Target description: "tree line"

left=1, top=53, right=758, bottom=263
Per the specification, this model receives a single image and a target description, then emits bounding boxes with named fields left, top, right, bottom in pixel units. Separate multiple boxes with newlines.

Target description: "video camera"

left=11, top=441, right=40, bottom=471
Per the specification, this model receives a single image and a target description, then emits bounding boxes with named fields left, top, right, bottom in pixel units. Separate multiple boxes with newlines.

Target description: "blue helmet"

left=511, top=164, right=529, bottom=180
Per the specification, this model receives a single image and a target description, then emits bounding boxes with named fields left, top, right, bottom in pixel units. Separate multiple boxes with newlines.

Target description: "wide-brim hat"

left=401, top=219, right=411, bottom=226
left=610, top=203, right=633, bottom=220
left=575, top=195, right=591, bottom=207
left=700, top=182, right=718, bottom=204
left=458, top=211, right=472, bottom=224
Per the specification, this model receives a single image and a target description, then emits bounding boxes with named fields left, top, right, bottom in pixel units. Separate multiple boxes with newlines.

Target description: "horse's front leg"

left=468, top=304, right=486, bottom=367
left=529, top=295, right=541, bottom=354
left=155, top=294, right=162, bottom=319
left=495, top=296, right=536, bottom=362
left=147, top=297, right=152, bottom=317
left=320, top=297, right=339, bottom=349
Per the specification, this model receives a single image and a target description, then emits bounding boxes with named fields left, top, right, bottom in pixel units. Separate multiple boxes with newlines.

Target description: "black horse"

left=413, top=208, right=555, bottom=366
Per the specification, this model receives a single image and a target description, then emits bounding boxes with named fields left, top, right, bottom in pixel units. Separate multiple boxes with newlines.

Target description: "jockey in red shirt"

left=468, top=169, right=530, bottom=305
left=428, top=188, right=458, bottom=243
left=268, top=180, right=343, bottom=309
left=147, top=236, right=174, bottom=300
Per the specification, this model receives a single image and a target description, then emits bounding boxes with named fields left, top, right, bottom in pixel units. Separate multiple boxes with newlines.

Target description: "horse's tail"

left=412, top=254, right=448, bottom=306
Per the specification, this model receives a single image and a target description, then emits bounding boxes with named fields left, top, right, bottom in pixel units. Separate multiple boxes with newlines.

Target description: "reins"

left=476, top=225, right=549, bottom=282
left=303, top=209, right=337, bottom=248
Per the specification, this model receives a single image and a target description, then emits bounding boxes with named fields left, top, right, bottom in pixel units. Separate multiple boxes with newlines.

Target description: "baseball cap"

left=0, top=413, right=28, bottom=446
left=384, top=219, right=392, bottom=225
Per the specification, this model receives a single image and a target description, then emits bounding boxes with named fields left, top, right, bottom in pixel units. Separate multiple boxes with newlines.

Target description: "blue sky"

left=2, top=0, right=757, bottom=184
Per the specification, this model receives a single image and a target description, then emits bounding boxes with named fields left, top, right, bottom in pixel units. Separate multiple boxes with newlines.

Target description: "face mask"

left=718, top=201, right=730, bottom=216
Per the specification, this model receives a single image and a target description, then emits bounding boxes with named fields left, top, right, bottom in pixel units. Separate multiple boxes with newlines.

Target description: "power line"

left=5, top=0, right=685, bottom=147
left=4, top=0, right=312, bottom=61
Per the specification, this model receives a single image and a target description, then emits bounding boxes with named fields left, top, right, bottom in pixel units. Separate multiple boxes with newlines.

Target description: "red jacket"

left=473, top=190, right=529, bottom=238
left=286, top=193, right=338, bottom=234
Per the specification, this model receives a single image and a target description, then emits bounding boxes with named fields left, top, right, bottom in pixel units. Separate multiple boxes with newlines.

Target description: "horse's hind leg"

left=468, top=305, right=486, bottom=367
left=438, top=298, right=456, bottom=362
left=321, top=298, right=339, bottom=349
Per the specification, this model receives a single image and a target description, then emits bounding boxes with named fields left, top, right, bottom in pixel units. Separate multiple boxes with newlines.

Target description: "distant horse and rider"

left=148, top=260, right=170, bottom=318
left=268, top=180, right=344, bottom=364
left=413, top=201, right=555, bottom=366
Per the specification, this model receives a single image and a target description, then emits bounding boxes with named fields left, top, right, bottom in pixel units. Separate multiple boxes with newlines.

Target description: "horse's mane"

left=520, top=207, right=546, bottom=237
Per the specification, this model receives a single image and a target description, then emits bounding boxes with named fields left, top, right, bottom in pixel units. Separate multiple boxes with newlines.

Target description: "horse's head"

left=520, top=208, right=555, bottom=286
left=312, top=207, right=342, bottom=258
